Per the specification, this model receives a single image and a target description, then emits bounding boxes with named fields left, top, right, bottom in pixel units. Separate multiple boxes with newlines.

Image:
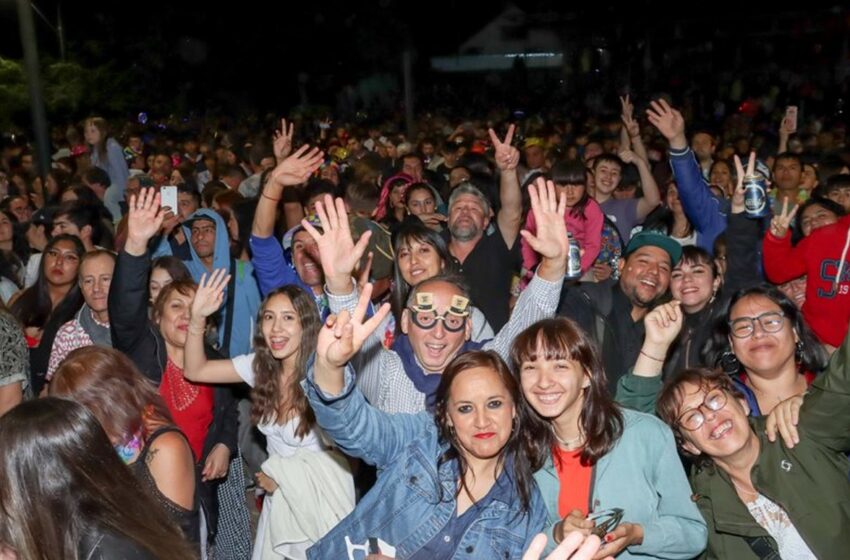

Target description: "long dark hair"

left=10, top=234, right=85, bottom=329
left=433, top=350, right=542, bottom=514
left=510, top=317, right=624, bottom=467
left=390, top=221, right=455, bottom=324
left=0, top=398, right=195, bottom=560
left=549, top=159, right=590, bottom=220
left=1, top=209, right=31, bottom=264
left=703, top=284, right=828, bottom=376
left=229, top=198, right=258, bottom=260
left=251, top=285, right=320, bottom=438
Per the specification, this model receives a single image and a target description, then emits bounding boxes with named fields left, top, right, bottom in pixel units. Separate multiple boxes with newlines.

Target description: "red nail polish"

left=605, top=534, right=614, bottom=542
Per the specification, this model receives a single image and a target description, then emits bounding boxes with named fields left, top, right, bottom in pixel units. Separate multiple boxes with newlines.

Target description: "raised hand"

left=301, top=194, right=372, bottom=294
left=316, top=283, right=391, bottom=370
left=269, top=144, right=324, bottom=188
left=273, top=117, right=295, bottom=161
left=730, top=152, right=756, bottom=214
left=620, top=95, right=640, bottom=138
left=522, top=532, right=609, bottom=560
left=618, top=148, right=638, bottom=165
left=646, top=99, right=687, bottom=150
left=190, top=268, right=231, bottom=322
left=643, top=301, right=683, bottom=350
left=779, top=114, right=796, bottom=139
left=417, top=212, right=448, bottom=231
left=770, top=197, right=799, bottom=239
left=765, top=394, right=804, bottom=448
left=521, top=176, right=568, bottom=280
left=126, top=187, right=166, bottom=256
left=488, top=124, right=520, bottom=171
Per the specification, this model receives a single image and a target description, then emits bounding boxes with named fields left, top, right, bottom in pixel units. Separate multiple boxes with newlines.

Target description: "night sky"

left=2, top=2, right=849, bottom=120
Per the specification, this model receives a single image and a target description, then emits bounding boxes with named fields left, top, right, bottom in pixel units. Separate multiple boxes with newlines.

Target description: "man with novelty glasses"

left=303, top=178, right=569, bottom=413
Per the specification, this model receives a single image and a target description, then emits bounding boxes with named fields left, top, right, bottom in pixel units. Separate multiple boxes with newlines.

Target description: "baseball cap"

left=624, top=230, right=682, bottom=266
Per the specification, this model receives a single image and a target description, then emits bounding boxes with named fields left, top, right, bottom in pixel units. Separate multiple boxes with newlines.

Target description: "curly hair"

left=250, top=285, right=320, bottom=438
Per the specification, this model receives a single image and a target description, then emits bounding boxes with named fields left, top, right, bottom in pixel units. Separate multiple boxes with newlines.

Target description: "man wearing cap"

left=558, top=230, right=680, bottom=390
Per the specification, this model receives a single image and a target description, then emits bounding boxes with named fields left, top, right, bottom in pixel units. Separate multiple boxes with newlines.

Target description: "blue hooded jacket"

left=155, top=208, right=261, bottom=356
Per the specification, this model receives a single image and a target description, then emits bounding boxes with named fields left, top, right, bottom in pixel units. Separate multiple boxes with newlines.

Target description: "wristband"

left=261, top=191, right=281, bottom=202
left=639, top=349, right=665, bottom=362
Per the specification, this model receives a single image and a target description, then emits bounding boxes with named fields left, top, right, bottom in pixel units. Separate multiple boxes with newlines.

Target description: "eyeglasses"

left=407, top=308, right=467, bottom=332
left=677, top=388, right=728, bottom=431
left=729, top=311, right=785, bottom=338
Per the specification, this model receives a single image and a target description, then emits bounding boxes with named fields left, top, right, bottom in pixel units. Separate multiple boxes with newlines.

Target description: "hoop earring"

left=719, top=351, right=741, bottom=374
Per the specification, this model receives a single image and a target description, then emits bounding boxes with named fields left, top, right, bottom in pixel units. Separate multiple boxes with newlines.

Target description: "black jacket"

left=109, top=249, right=238, bottom=535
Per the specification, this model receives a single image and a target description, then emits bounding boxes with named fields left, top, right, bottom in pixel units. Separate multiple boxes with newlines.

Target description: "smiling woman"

left=305, top=285, right=549, bottom=558
left=655, top=336, right=850, bottom=560
left=511, top=317, right=707, bottom=558
left=181, top=275, right=352, bottom=560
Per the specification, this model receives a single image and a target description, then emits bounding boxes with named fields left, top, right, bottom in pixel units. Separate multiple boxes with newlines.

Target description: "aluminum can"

left=743, top=174, right=768, bottom=218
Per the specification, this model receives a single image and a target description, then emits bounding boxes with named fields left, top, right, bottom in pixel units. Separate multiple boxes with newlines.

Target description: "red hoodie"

left=763, top=214, right=850, bottom=347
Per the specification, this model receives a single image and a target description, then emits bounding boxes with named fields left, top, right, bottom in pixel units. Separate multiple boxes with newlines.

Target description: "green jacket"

left=692, top=328, right=850, bottom=559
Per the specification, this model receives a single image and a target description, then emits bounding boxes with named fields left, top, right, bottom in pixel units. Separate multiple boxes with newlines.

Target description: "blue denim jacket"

left=303, top=361, right=548, bottom=559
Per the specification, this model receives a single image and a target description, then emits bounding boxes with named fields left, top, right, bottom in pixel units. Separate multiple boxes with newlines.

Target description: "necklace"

left=730, top=477, right=759, bottom=498
left=553, top=430, right=583, bottom=450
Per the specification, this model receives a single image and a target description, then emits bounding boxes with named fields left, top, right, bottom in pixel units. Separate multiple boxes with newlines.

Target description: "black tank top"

left=130, top=426, right=200, bottom=544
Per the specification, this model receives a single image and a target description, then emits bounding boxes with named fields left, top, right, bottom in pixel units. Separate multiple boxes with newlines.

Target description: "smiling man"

left=309, top=179, right=567, bottom=413
left=558, top=229, right=680, bottom=390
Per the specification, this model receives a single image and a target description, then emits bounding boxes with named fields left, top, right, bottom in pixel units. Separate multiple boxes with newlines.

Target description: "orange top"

left=554, top=446, right=593, bottom=518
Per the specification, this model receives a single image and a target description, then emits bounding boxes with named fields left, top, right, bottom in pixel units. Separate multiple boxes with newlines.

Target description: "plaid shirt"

left=327, top=273, right=563, bottom=414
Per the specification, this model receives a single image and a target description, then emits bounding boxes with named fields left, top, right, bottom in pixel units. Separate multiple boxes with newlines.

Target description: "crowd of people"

left=0, top=90, right=849, bottom=560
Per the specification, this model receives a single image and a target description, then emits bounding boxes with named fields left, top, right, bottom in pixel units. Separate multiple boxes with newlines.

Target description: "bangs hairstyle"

left=251, top=286, right=320, bottom=438
left=675, top=245, right=719, bottom=278
left=510, top=318, right=623, bottom=466
left=549, top=159, right=589, bottom=219
left=656, top=367, right=744, bottom=463
left=48, top=346, right=173, bottom=443
left=433, top=350, right=544, bottom=515
left=152, top=279, right=197, bottom=323
left=390, top=221, right=454, bottom=324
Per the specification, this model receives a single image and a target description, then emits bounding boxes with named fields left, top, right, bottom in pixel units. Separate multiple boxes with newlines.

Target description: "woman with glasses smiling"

left=619, top=285, right=828, bottom=418
left=652, top=317, right=850, bottom=559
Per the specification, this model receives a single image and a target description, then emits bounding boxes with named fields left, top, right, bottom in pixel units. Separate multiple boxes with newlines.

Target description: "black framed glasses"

left=676, top=388, right=728, bottom=431
left=407, top=308, right=467, bottom=332
left=729, top=311, right=785, bottom=339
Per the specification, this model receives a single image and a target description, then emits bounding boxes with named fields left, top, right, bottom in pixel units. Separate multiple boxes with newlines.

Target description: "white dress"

left=232, top=354, right=328, bottom=560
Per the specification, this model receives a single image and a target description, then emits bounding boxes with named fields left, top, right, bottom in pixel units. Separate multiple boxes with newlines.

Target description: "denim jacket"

left=303, top=361, right=548, bottom=559
left=534, top=409, right=707, bottom=558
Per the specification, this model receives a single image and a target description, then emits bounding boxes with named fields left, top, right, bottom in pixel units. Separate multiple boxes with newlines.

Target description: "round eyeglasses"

left=677, top=388, right=728, bottom=431
left=729, top=311, right=785, bottom=339
left=407, top=308, right=467, bottom=332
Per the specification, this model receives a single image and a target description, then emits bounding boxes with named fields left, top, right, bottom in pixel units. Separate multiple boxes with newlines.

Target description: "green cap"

left=625, top=230, right=682, bottom=266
